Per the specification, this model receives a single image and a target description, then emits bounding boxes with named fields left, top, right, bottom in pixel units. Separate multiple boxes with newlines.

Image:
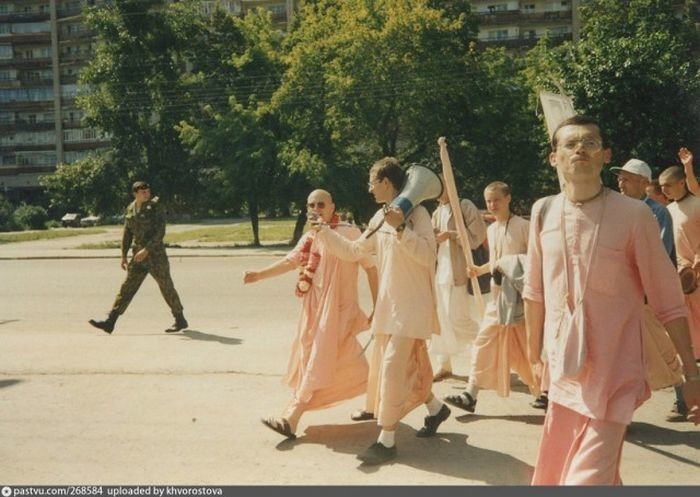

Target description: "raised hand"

left=679, top=147, right=694, bottom=168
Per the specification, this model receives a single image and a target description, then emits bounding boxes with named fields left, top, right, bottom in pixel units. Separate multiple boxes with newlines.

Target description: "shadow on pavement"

left=626, top=421, right=700, bottom=468
left=177, top=330, right=243, bottom=345
left=453, top=413, right=545, bottom=427
left=282, top=422, right=534, bottom=484
left=0, top=379, right=23, bottom=389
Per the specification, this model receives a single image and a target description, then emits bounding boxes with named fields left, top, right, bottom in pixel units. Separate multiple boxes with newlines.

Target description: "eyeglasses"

left=558, top=139, right=603, bottom=153
left=307, top=201, right=326, bottom=209
left=133, top=185, right=150, bottom=192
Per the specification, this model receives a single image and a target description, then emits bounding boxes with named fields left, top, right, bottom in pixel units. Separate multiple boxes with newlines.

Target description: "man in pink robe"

left=524, top=115, right=700, bottom=485
left=244, top=189, right=378, bottom=439
left=444, top=181, right=538, bottom=413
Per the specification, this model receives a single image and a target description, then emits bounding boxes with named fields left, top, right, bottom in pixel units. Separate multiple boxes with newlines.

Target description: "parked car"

left=60, top=213, right=81, bottom=228
left=80, top=215, right=101, bottom=227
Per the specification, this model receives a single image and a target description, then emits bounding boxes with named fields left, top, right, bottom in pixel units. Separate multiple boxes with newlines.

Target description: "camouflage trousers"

left=111, top=251, right=184, bottom=316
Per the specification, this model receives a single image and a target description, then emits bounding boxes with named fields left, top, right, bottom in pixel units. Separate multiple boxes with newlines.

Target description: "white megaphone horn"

left=365, top=163, right=443, bottom=238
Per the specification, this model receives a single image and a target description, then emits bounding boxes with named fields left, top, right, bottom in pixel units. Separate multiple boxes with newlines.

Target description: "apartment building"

left=472, top=0, right=581, bottom=51
left=0, top=0, right=295, bottom=201
left=0, top=0, right=111, bottom=200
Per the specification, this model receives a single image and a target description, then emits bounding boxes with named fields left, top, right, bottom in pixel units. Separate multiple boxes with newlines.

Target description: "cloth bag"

left=549, top=304, right=586, bottom=382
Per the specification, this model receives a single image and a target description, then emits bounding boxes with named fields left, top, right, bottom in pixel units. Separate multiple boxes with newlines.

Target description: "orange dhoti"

left=469, top=303, right=539, bottom=397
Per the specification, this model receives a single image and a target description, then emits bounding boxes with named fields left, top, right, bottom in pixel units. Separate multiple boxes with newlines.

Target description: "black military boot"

left=89, top=311, right=118, bottom=334
left=165, top=313, right=188, bottom=333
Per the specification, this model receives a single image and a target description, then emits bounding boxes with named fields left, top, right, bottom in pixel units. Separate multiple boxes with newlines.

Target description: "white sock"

left=465, top=382, right=479, bottom=400
left=377, top=429, right=395, bottom=448
left=426, top=396, right=443, bottom=416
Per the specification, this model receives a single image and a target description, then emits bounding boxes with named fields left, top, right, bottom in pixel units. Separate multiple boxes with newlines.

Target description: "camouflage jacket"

left=121, top=196, right=166, bottom=258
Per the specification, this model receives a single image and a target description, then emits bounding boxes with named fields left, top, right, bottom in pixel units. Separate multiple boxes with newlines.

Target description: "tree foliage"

left=178, top=8, right=286, bottom=245
left=78, top=0, right=202, bottom=211
left=525, top=0, right=700, bottom=176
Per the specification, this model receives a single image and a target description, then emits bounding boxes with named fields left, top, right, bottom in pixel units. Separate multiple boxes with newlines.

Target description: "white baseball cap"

left=610, top=159, right=652, bottom=181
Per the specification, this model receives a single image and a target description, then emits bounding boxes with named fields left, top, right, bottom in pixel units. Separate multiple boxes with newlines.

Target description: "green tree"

left=41, top=154, right=127, bottom=216
left=178, top=9, right=286, bottom=246
left=78, top=0, right=202, bottom=212
left=525, top=0, right=700, bottom=174
left=275, top=0, right=483, bottom=221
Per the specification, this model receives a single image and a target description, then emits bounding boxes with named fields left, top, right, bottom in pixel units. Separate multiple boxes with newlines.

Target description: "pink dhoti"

left=469, top=303, right=539, bottom=397
left=284, top=228, right=372, bottom=412
left=685, top=290, right=700, bottom=359
left=366, top=334, right=433, bottom=427
left=532, top=402, right=626, bottom=486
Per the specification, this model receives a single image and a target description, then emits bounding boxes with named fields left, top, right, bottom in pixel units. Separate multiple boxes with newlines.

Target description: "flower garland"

left=295, top=213, right=339, bottom=297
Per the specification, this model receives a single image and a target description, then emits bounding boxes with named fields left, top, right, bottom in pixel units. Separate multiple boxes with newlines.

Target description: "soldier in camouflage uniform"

left=89, top=181, right=188, bottom=334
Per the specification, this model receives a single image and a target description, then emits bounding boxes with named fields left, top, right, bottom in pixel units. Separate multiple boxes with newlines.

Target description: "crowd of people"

left=91, top=115, right=699, bottom=485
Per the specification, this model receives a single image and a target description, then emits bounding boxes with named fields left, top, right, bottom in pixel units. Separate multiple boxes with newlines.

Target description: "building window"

left=488, top=29, right=509, bottom=40
left=0, top=45, right=12, bottom=59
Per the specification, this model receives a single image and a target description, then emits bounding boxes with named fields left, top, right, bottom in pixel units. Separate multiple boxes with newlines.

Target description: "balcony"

left=59, top=29, right=93, bottom=41
left=0, top=142, right=56, bottom=152
left=0, top=120, right=56, bottom=132
left=478, top=9, right=573, bottom=26
left=478, top=32, right=572, bottom=50
left=0, top=57, right=52, bottom=69
left=57, top=7, right=84, bottom=20
left=3, top=32, right=52, bottom=44
left=60, top=52, right=91, bottom=63
left=63, top=140, right=110, bottom=152
left=0, top=100, right=54, bottom=111
left=0, top=12, right=51, bottom=23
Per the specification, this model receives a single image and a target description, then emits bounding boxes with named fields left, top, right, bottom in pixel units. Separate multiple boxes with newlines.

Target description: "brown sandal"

left=350, top=409, right=375, bottom=421
left=261, top=417, right=296, bottom=439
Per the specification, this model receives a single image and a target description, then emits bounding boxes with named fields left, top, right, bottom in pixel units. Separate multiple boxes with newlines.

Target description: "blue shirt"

left=644, top=196, right=675, bottom=260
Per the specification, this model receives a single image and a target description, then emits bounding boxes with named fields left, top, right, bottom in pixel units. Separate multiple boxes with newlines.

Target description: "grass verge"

left=0, top=228, right=107, bottom=244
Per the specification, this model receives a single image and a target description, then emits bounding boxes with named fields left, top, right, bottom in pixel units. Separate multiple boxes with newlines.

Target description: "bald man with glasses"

left=244, top=189, right=378, bottom=440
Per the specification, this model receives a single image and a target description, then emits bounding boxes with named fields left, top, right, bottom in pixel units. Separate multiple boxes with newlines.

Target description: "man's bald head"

left=307, top=189, right=336, bottom=224
left=307, top=189, right=333, bottom=203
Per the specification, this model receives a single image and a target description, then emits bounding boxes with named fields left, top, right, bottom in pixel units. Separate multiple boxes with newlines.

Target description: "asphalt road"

left=0, top=251, right=698, bottom=485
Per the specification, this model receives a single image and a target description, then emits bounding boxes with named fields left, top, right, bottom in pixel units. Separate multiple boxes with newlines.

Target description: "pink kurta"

left=470, top=215, right=537, bottom=396
left=667, top=194, right=700, bottom=358
left=284, top=225, right=374, bottom=410
left=523, top=190, right=687, bottom=426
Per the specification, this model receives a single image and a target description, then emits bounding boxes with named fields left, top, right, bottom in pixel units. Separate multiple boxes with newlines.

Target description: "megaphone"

left=390, top=163, right=443, bottom=218
left=365, top=163, right=443, bottom=238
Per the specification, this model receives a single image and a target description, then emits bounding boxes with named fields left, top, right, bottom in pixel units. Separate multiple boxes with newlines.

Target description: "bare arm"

left=664, top=316, right=700, bottom=424
left=679, top=147, right=700, bottom=196
left=243, top=258, right=296, bottom=284
left=467, top=262, right=490, bottom=278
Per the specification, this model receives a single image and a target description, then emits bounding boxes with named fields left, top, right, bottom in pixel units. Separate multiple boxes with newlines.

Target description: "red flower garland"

left=295, top=213, right=339, bottom=297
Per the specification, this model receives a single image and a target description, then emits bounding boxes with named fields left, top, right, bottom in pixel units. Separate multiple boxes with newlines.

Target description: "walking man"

left=430, top=178, right=486, bottom=381
left=315, top=157, right=451, bottom=465
left=524, top=115, right=699, bottom=485
left=89, top=181, right=188, bottom=334
left=243, top=189, right=378, bottom=439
